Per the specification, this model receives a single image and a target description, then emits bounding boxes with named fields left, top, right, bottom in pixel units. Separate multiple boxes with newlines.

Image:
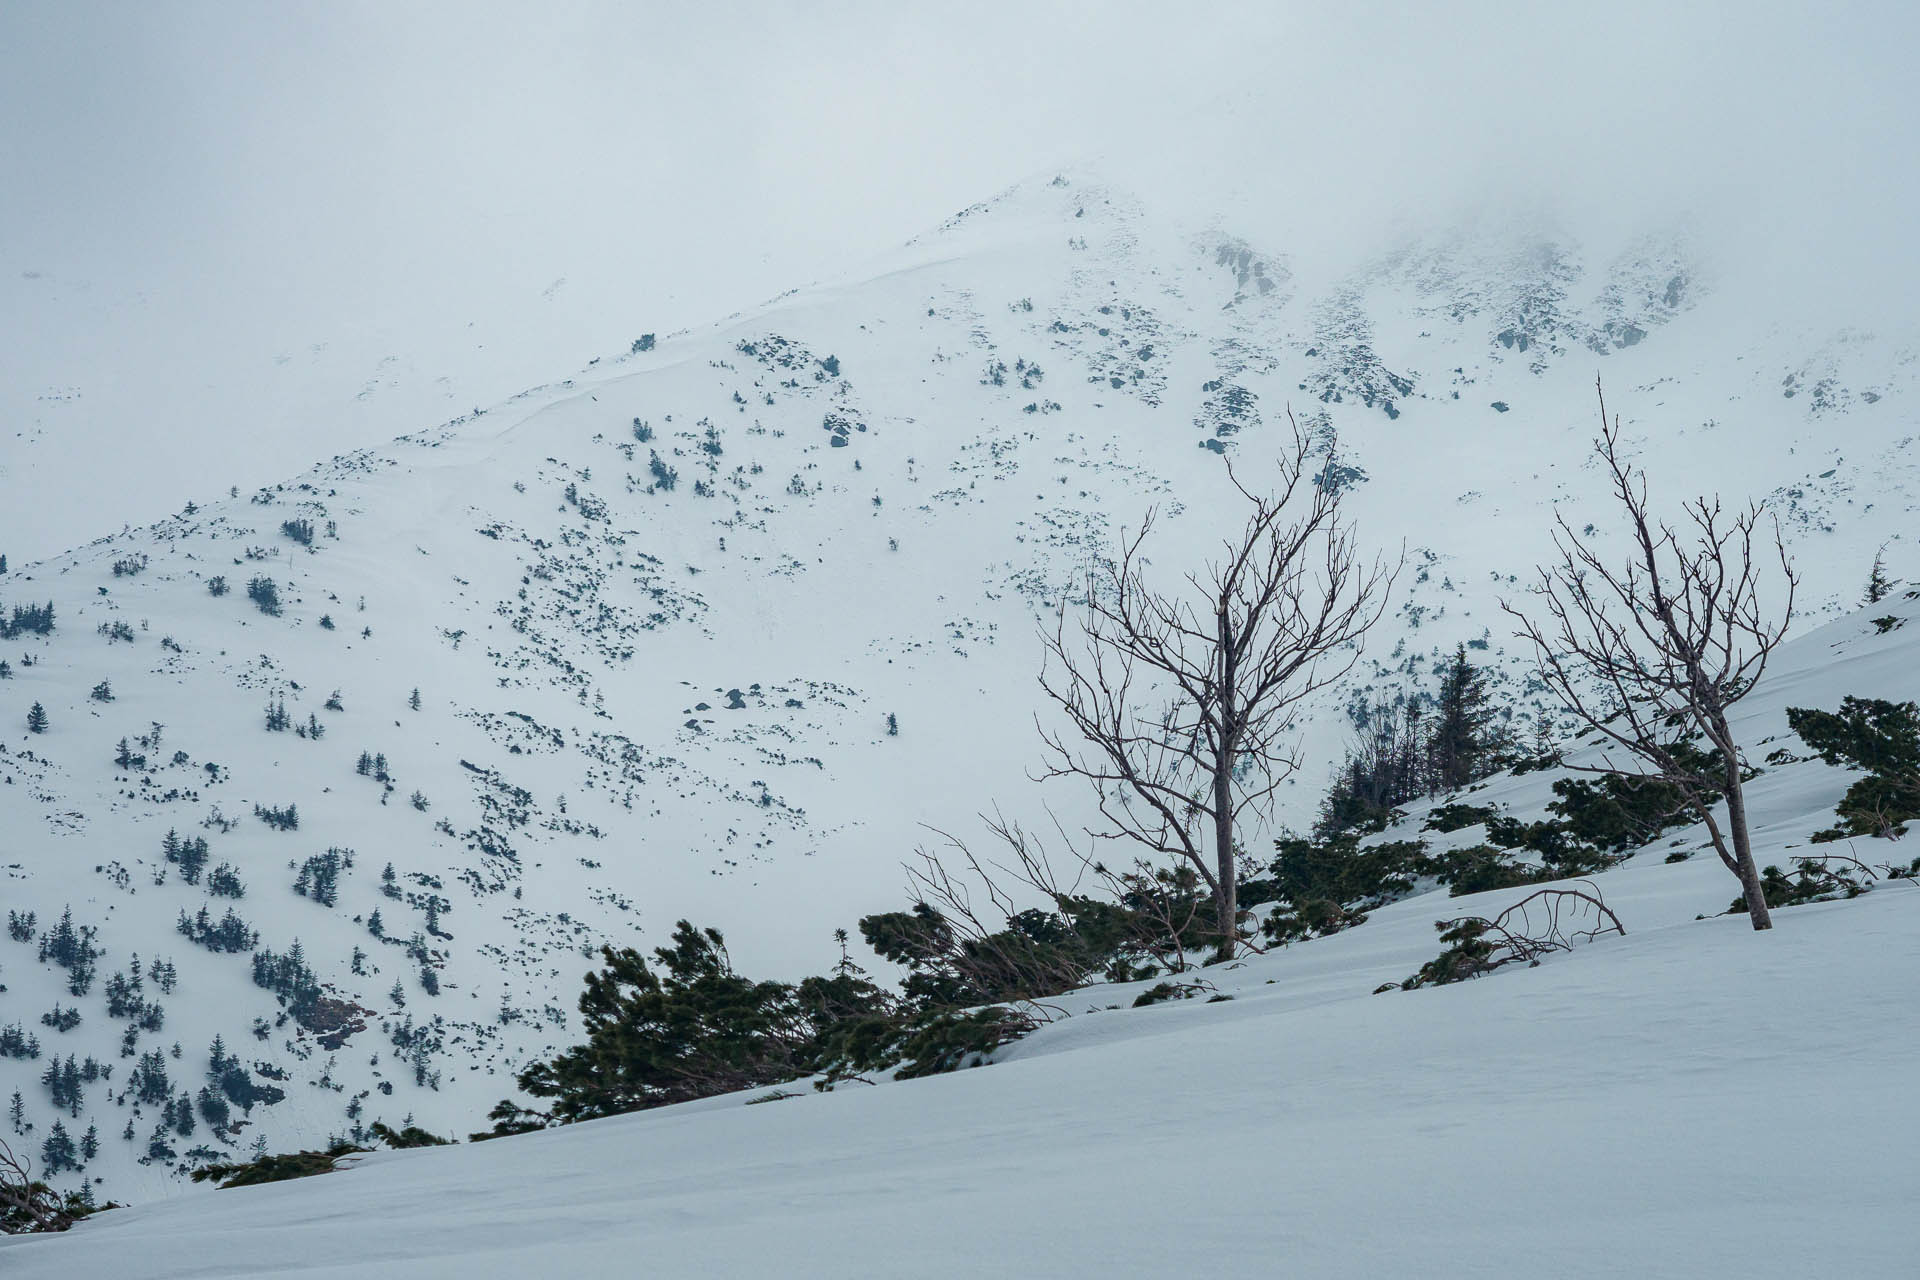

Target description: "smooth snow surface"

left=5, top=878, right=1912, bottom=1278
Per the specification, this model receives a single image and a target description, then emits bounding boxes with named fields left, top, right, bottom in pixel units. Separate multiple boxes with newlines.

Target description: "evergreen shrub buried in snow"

left=1423, top=802, right=1497, bottom=833
left=190, top=1142, right=367, bottom=1189
left=245, top=576, right=281, bottom=616
left=1261, top=836, right=1427, bottom=944
left=1786, top=697, right=1920, bottom=840
left=511, top=921, right=895, bottom=1123
left=1397, top=886, right=1627, bottom=991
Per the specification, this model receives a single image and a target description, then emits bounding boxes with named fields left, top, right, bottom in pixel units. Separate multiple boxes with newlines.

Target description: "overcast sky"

left=3, top=1, right=1916, bottom=558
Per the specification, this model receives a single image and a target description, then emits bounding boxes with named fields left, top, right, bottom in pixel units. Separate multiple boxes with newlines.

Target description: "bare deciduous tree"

left=1038, top=415, right=1397, bottom=959
left=1504, top=380, right=1796, bottom=929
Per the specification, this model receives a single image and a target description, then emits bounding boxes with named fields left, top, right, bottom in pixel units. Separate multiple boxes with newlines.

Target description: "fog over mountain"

left=5, top=2, right=1915, bottom=558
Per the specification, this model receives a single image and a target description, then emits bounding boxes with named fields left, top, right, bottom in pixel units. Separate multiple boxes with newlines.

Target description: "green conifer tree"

left=41, top=1119, right=77, bottom=1173
left=1867, top=548, right=1893, bottom=605
left=1427, top=645, right=1500, bottom=791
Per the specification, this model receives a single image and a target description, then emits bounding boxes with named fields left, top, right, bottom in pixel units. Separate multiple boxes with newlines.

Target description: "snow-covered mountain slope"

left=5, top=591, right=1916, bottom=1277
left=1, top=172, right=1916, bottom=1205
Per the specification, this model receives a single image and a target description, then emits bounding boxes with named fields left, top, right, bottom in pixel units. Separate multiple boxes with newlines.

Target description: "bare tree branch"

left=1, top=1137, right=76, bottom=1235
left=1037, top=411, right=1399, bottom=957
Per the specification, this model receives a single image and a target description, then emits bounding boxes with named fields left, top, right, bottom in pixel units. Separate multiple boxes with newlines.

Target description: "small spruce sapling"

left=1866, top=548, right=1893, bottom=605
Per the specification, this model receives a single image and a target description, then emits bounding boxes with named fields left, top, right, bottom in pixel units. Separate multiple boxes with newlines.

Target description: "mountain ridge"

left=1, top=169, right=1914, bottom=1202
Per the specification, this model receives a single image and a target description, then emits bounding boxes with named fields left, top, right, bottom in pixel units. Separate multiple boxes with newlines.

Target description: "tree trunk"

left=1724, top=754, right=1772, bottom=931
left=1214, top=605, right=1238, bottom=960
left=1212, top=771, right=1236, bottom=960
left=1212, top=791, right=1236, bottom=960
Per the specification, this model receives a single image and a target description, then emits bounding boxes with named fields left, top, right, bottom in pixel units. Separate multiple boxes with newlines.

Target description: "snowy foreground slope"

left=6, top=582, right=1918, bottom=1276
left=7, top=903, right=1913, bottom=1280
left=5, top=857, right=1914, bottom=1276
left=2, top=171, right=1918, bottom=1205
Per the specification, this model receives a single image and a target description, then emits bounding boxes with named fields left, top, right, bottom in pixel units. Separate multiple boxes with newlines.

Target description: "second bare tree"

left=1505, top=380, right=1796, bottom=929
